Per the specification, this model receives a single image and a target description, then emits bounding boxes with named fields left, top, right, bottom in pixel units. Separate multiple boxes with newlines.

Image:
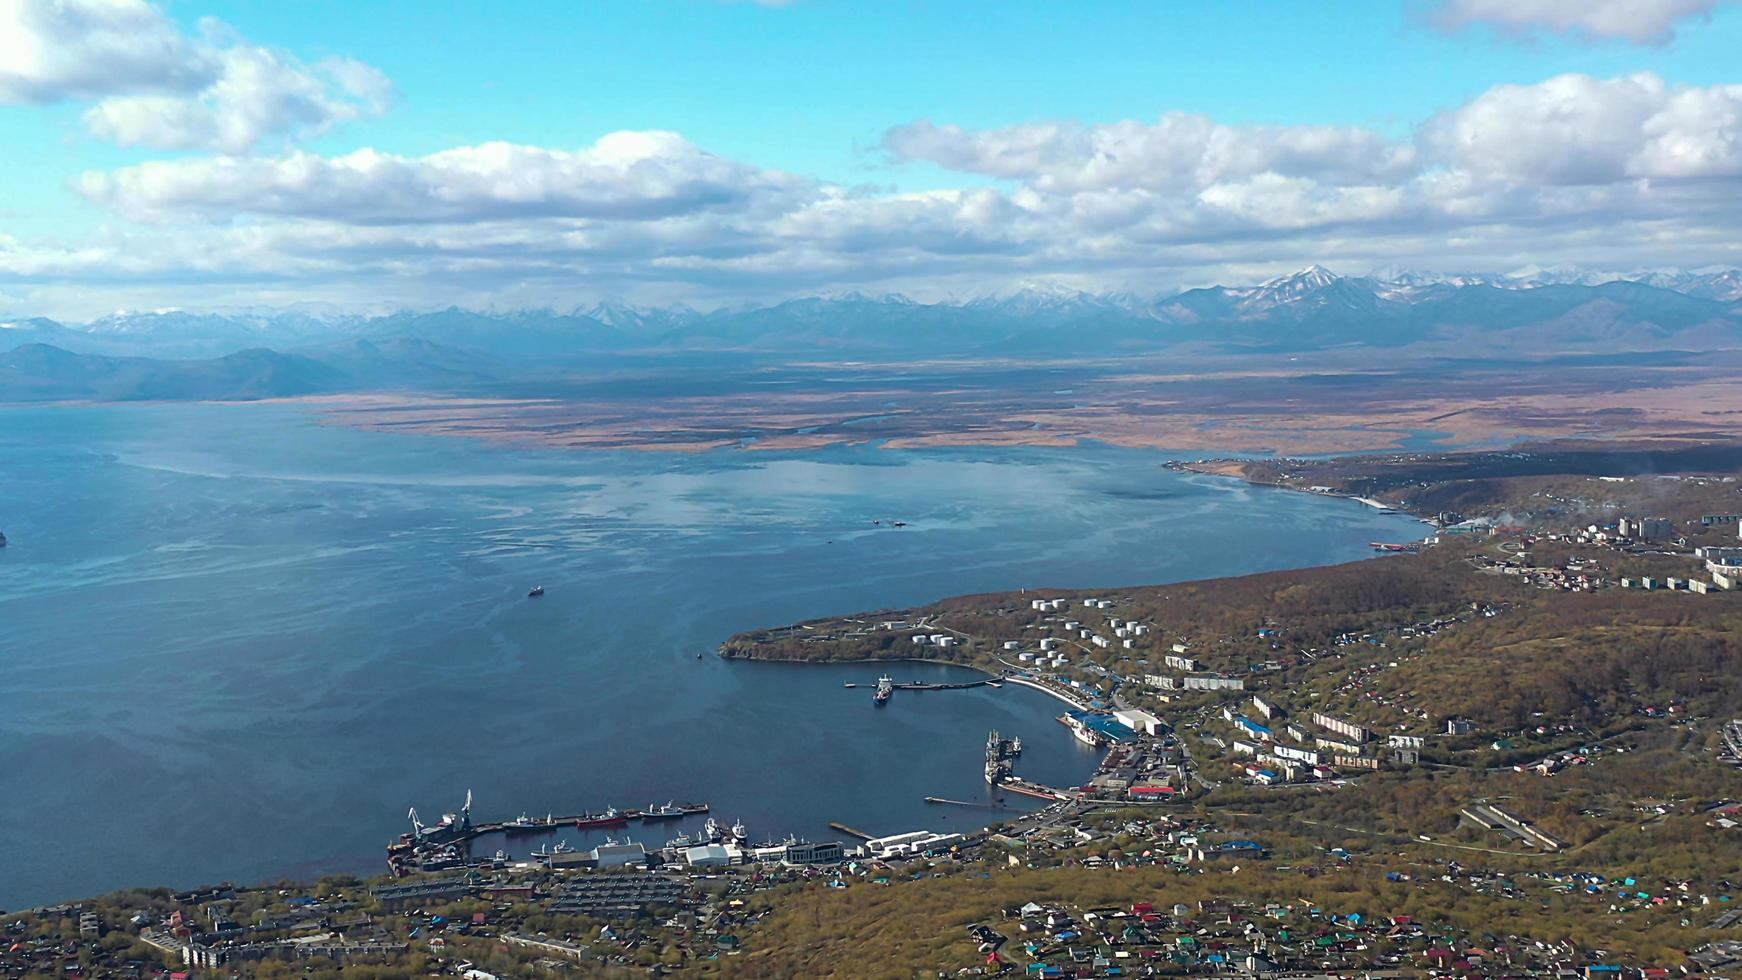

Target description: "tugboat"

left=1009, top=736, right=1023, bottom=756
left=527, top=585, right=544, bottom=598
left=874, top=674, right=893, bottom=706
left=574, top=807, right=627, bottom=830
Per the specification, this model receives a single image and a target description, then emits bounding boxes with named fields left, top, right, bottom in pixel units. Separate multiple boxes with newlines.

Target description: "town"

left=9, top=465, right=1742, bottom=977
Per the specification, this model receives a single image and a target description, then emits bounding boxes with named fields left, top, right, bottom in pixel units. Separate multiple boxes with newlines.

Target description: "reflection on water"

left=0, top=402, right=1423, bottom=906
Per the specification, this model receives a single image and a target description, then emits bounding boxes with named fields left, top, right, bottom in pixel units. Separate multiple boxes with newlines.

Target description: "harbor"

left=385, top=793, right=717, bottom=874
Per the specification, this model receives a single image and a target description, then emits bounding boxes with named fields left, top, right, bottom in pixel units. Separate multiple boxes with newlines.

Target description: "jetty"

left=847, top=678, right=995, bottom=691
left=998, top=778, right=1070, bottom=801
left=388, top=794, right=711, bottom=861
left=924, top=796, right=1016, bottom=810
left=828, top=821, right=875, bottom=840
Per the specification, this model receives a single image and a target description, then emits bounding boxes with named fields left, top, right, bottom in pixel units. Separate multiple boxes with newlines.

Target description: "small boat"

left=527, top=585, right=545, bottom=597
left=696, top=651, right=704, bottom=660
left=574, top=807, right=626, bottom=829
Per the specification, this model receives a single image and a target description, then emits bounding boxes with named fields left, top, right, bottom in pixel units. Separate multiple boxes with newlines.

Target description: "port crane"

left=407, top=789, right=473, bottom=839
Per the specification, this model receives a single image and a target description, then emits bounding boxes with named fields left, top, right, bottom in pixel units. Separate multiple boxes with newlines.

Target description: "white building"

left=864, top=830, right=962, bottom=859
left=591, top=842, right=648, bottom=868
left=684, top=844, right=734, bottom=868
left=1113, top=708, right=1164, bottom=736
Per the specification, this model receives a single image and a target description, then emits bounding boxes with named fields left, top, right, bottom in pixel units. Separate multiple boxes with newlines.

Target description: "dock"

left=924, top=797, right=1016, bottom=811
left=389, top=798, right=712, bottom=863
left=998, top=778, right=1069, bottom=801
left=828, top=821, right=875, bottom=840
left=894, top=679, right=993, bottom=691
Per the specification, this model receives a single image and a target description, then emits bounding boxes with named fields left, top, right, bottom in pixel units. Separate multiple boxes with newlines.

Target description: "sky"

left=3, top=0, right=1742, bottom=319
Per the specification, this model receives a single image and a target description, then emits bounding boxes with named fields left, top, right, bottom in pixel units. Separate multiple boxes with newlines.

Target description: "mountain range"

left=3, top=266, right=1740, bottom=401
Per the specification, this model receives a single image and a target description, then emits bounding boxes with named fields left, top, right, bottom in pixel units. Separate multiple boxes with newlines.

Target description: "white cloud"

left=1421, top=73, right=1742, bottom=183
left=0, top=0, right=211, bottom=103
left=884, top=115, right=1416, bottom=194
left=1429, top=0, right=1727, bottom=45
left=0, top=0, right=392, bottom=151
left=77, top=132, right=814, bottom=222
left=11, top=72, right=1742, bottom=315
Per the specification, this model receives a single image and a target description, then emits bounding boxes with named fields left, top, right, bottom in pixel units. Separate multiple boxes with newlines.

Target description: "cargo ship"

left=874, top=674, right=893, bottom=705
left=574, top=807, right=627, bottom=830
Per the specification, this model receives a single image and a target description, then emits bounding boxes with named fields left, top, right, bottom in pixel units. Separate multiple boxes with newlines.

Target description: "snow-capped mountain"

left=5, top=263, right=1739, bottom=370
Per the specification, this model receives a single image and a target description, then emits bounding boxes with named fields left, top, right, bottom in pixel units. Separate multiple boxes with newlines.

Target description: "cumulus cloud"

left=1, top=0, right=392, bottom=150
left=12, top=72, right=1742, bottom=313
left=77, top=132, right=814, bottom=223
left=1421, top=73, right=1742, bottom=182
left=0, top=0, right=211, bottom=103
left=885, top=116, right=1417, bottom=194
left=1429, top=0, right=1727, bottom=45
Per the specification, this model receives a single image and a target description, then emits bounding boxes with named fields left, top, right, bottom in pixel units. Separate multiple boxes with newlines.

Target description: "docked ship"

left=389, top=790, right=476, bottom=855
left=574, top=807, right=627, bottom=830
left=984, top=758, right=1008, bottom=785
left=502, top=813, right=557, bottom=834
left=1058, top=713, right=1106, bottom=748
left=730, top=819, right=749, bottom=843
left=874, top=674, right=893, bottom=705
left=531, top=840, right=575, bottom=860
left=641, top=801, right=685, bottom=820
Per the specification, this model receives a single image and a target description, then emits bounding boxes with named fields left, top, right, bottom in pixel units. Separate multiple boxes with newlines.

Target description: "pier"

left=388, top=794, right=712, bottom=866
left=998, top=778, right=1070, bottom=801
left=846, top=678, right=995, bottom=691
left=894, top=679, right=992, bottom=691
left=828, top=821, right=875, bottom=840
left=924, top=796, right=1017, bottom=811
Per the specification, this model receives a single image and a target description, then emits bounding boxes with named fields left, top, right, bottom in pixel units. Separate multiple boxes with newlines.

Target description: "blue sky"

left=3, top=0, right=1742, bottom=317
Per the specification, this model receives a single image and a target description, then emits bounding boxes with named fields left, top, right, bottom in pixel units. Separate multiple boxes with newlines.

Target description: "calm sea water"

left=0, top=403, right=1422, bottom=908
